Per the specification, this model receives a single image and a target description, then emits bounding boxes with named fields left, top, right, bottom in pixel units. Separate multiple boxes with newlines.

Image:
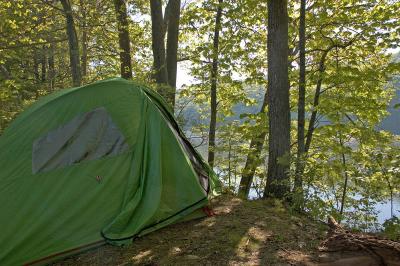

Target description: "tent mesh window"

left=32, top=107, right=129, bottom=174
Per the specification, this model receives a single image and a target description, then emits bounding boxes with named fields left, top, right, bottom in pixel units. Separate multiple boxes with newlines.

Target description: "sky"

left=176, top=62, right=192, bottom=90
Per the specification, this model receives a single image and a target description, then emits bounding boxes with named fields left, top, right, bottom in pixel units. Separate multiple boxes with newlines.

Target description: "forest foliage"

left=1, top=0, right=400, bottom=236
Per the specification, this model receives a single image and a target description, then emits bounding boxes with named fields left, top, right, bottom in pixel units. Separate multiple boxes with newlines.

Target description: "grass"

left=54, top=195, right=327, bottom=265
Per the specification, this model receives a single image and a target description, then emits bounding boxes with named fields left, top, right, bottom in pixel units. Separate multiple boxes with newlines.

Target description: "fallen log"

left=318, top=216, right=400, bottom=266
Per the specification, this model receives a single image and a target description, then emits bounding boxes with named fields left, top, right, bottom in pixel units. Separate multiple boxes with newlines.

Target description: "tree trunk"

left=264, top=0, right=291, bottom=199
left=150, top=0, right=169, bottom=93
left=81, top=29, right=88, bottom=77
left=33, top=49, right=40, bottom=98
left=238, top=92, right=268, bottom=198
left=48, top=42, right=55, bottom=90
left=207, top=0, right=223, bottom=169
left=238, top=131, right=267, bottom=198
left=338, top=135, right=349, bottom=219
left=33, top=50, right=40, bottom=82
left=294, top=0, right=306, bottom=194
left=228, top=133, right=232, bottom=189
left=150, top=0, right=182, bottom=107
left=114, top=0, right=133, bottom=79
left=165, top=0, right=180, bottom=107
left=304, top=49, right=330, bottom=154
left=303, top=38, right=356, bottom=154
left=80, top=0, right=88, bottom=77
left=60, top=0, right=82, bottom=87
left=382, top=169, right=394, bottom=218
left=390, top=188, right=394, bottom=218
left=40, top=46, right=46, bottom=82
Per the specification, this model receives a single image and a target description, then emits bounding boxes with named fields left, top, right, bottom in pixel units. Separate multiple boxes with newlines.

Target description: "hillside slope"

left=54, top=196, right=327, bottom=266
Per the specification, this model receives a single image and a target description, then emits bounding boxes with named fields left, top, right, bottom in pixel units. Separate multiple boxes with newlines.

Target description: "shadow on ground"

left=54, top=195, right=327, bottom=266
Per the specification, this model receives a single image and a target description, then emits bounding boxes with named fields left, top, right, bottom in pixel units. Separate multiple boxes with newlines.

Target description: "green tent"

left=0, top=78, right=218, bottom=265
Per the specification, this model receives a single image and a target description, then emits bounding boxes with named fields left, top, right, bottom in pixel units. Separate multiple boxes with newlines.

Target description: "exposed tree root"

left=318, top=216, right=400, bottom=266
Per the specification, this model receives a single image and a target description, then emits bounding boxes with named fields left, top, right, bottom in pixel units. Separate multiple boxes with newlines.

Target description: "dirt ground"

left=54, top=195, right=330, bottom=265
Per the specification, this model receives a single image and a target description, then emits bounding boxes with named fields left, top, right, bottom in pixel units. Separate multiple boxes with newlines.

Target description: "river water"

left=375, top=197, right=400, bottom=224
left=247, top=187, right=399, bottom=226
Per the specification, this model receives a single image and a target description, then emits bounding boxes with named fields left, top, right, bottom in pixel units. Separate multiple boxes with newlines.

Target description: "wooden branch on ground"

left=319, top=216, right=400, bottom=266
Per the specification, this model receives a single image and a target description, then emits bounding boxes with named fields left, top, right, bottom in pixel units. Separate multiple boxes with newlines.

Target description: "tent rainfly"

left=0, top=78, right=219, bottom=265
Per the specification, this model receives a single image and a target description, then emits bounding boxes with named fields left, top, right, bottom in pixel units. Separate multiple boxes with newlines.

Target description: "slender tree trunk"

left=81, top=29, right=87, bottom=77
left=40, top=46, right=46, bottom=82
left=238, top=92, right=268, bottom=198
left=294, top=0, right=306, bottom=194
left=234, top=151, right=237, bottom=186
left=304, top=49, right=330, bottom=153
left=339, top=136, right=349, bottom=221
left=264, top=0, right=291, bottom=199
left=381, top=166, right=394, bottom=218
left=150, top=0, right=168, bottom=88
left=47, top=15, right=56, bottom=90
left=390, top=183, right=393, bottom=218
left=228, top=133, right=232, bottom=189
left=391, top=195, right=394, bottom=218
left=165, top=0, right=180, bottom=107
left=33, top=50, right=40, bottom=82
left=114, top=0, right=133, bottom=79
left=60, top=0, right=82, bottom=87
left=80, top=0, right=88, bottom=77
left=48, top=42, right=55, bottom=90
left=303, top=38, right=356, bottom=154
left=239, top=131, right=267, bottom=197
left=385, top=175, right=394, bottom=218
left=207, top=0, right=223, bottom=169
left=32, top=50, right=40, bottom=98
